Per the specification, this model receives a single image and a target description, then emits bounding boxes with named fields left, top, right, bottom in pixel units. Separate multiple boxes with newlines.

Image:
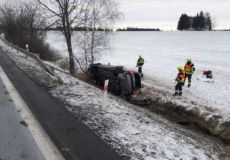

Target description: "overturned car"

left=88, top=63, right=142, bottom=97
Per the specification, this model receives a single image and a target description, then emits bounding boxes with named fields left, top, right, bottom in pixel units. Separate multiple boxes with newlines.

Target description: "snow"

left=51, top=70, right=229, bottom=160
left=1, top=37, right=230, bottom=160
left=0, top=40, right=59, bottom=88
left=46, top=31, right=230, bottom=120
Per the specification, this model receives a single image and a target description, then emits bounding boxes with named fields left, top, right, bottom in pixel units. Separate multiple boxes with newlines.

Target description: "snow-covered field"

left=46, top=31, right=230, bottom=120
left=1, top=37, right=230, bottom=160
left=52, top=70, right=230, bottom=160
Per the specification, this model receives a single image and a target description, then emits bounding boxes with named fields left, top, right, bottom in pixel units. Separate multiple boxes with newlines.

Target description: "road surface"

left=0, top=77, right=45, bottom=160
left=0, top=47, right=122, bottom=160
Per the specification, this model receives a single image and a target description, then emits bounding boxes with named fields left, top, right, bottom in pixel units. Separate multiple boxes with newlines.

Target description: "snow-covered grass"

left=0, top=40, right=59, bottom=88
left=51, top=70, right=230, bottom=160
left=46, top=31, right=230, bottom=121
left=1, top=37, right=230, bottom=160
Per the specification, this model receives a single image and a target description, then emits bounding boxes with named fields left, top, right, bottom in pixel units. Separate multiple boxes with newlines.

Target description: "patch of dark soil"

left=8, top=99, right=13, bottom=102
left=20, top=120, right=28, bottom=127
left=128, top=86, right=230, bottom=143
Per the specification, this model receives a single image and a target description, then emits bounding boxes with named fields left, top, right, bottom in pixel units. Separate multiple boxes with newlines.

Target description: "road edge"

left=0, top=66, right=64, bottom=160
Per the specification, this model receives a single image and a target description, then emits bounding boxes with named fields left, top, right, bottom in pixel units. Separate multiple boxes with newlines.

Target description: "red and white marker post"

left=103, top=79, right=109, bottom=107
left=104, top=80, right=109, bottom=93
left=25, top=44, right=29, bottom=52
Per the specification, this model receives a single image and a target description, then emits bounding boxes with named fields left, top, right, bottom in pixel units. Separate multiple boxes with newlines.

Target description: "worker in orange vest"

left=184, top=59, right=195, bottom=87
left=174, top=66, right=185, bottom=96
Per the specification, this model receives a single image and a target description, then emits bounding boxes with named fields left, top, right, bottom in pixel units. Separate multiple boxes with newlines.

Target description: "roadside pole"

left=103, top=80, right=109, bottom=107
left=25, top=44, right=29, bottom=52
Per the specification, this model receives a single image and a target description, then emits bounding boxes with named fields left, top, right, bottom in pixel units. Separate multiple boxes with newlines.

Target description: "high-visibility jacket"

left=137, top=58, right=144, bottom=67
left=184, top=63, right=195, bottom=74
left=176, top=71, right=185, bottom=83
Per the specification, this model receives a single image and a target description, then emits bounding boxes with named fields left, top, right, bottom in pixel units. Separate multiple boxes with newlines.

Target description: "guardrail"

left=0, top=36, right=55, bottom=76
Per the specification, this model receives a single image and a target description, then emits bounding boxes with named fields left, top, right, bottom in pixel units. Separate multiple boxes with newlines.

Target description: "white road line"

left=0, top=66, right=64, bottom=160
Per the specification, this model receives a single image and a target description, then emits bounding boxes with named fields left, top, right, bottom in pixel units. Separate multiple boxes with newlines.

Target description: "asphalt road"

left=0, top=47, right=122, bottom=160
left=0, top=78, right=45, bottom=160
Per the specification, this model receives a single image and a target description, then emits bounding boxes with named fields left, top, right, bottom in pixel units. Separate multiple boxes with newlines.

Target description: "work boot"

left=188, top=84, right=191, bottom=88
left=173, top=93, right=178, bottom=96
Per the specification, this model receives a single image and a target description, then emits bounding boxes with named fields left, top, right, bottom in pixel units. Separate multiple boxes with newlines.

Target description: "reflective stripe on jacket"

left=184, top=63, right=195, bottom=74
left=137, top=58, right=144, bottom=67
left=176, top=71, right=185, bottom=83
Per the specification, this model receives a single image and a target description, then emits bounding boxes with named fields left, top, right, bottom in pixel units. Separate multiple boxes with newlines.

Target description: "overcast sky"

left=116, top=0, right=230, bottom=30
left=1, top=0, right=230, bottom=30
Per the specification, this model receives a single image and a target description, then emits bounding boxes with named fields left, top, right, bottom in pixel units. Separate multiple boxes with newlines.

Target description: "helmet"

left=187, top=59, right=192, bottom=62
left=178, top=66, right=183, bottom=70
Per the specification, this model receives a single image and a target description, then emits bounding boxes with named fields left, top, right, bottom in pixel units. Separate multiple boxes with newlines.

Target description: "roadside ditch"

left=1, top=38, right=230, bottom=144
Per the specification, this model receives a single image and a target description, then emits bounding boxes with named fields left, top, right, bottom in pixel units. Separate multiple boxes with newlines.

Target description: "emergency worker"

left=136, top=55, right=144, bottom=78
left=174, top=66, right=185, bottom=96
left=184, top=59, right=195, bottom=87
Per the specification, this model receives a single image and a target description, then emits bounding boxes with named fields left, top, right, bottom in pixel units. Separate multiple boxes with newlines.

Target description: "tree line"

left=177, top=11, right=213, bottom=31
left=0, top=0, right=121, bottom=75
left=0, top=2, right=60, bottom=61
left=117, top=27, right=160, bottom=31
left=48, top=26, right=112, bottom=32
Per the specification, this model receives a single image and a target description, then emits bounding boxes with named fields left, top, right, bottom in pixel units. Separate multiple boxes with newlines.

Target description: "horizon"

left=116, top=0, right=230, bottom=31
left=0, top=0, right=230, bottom=31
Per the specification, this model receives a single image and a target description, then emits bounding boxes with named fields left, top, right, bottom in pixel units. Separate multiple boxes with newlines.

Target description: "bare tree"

left=0, top=2, right=46, bottom=45
left=36, top=0, right=90, bottom=75
left=75, top=0, right=121, bottom=73
left=75, top=28, right=110, bottom=73
left=0, top=4, right=18, bottom=39
left=22, top=3, right=46, bottom=38
left=0, top=2, right=60, bottom=61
